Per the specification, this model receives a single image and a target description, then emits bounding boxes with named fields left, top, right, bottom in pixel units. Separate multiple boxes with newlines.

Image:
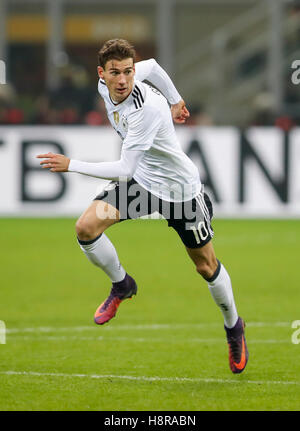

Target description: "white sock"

left=78, top=233, right=126, bottom=283
left=207, top=261, right=238, bottom=328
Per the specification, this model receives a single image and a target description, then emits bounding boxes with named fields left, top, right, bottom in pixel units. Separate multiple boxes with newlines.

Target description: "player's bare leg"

left=186, top=241, right=249, bottom=373
left=76, top=200, right=119, bottom=240
left=76, top=200, right=137, bottom=325
left=185, top=240, right=218, bottom=280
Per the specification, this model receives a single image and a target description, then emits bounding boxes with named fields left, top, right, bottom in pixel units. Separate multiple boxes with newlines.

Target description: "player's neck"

left=111, top=96, right=119, bottom=105
left=109, top=90, right=132, bottom=106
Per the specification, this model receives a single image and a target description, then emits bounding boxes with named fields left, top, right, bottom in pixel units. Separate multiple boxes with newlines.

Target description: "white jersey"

left=97, top=69, right=201, bottom=202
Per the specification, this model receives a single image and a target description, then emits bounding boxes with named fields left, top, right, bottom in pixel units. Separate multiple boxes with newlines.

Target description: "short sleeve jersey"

left=97, top=72, right=201, bottom=202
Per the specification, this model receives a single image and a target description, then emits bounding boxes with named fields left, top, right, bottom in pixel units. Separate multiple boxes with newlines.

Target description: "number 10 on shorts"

left=190, top=221, right=209, bottom=245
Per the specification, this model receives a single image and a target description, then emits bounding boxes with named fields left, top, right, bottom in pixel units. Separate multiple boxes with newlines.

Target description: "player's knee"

left=196, top=258, right=218, bottom=280
left=75, top=218, right=101, bottom=241
left=196, top=262, right=212, bottom=279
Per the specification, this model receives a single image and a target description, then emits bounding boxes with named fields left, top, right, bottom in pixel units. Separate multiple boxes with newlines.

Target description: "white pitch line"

left=5, top=321, right=291, bottom=334
left=7, top=335, right=291, bottom=344
left=1, top=370, right=299, bottom=386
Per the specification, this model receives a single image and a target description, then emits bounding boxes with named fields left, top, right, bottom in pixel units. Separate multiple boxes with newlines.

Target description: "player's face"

left=98, top=58, right=135, bottom=103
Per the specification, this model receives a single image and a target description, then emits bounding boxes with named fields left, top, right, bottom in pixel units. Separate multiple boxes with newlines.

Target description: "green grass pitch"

left=0, top=217, right=299, bottom=411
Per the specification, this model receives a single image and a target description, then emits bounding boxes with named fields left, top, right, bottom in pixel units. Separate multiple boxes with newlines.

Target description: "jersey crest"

left=121, top=115, right=128, bottom=131
left=113, top=111, right=119, bottom=125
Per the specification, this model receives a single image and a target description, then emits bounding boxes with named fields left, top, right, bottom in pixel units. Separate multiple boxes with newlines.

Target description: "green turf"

left=0, top=218, right=299, bottom=411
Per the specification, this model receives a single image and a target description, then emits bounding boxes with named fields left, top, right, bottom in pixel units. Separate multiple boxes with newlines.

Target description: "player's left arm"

left=135, top=58, right=190, bottom=124
left=170, top=100, right=190, bottom=124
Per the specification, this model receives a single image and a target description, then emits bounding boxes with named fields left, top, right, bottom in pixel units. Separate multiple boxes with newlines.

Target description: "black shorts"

left=94, top=178, right=214, bottom=249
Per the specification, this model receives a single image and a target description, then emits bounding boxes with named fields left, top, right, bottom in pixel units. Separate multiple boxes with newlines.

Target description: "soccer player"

left=37, top=39, right=248, bottom=374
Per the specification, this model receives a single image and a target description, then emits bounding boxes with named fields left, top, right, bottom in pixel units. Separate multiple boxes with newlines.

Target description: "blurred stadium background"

left=1, top=0, right=300, bottom=412
left=1, top=0, right=300, bottom=217
left=1, top=0, right=300, bottom=127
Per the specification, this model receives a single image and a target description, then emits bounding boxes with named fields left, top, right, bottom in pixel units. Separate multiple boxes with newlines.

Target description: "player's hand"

left=36, top=152, right=70, bottom=172
left=171, top=99, right=190, bottom=124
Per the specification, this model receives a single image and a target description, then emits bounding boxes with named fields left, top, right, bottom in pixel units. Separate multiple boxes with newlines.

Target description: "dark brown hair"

left=98, top=39, right=136, bottom=68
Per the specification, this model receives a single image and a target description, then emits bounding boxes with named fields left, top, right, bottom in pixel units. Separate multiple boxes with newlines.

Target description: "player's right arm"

left=37, top=150, right=144, bottom=180
left=66, top=105, right=160, bottom=179
left=135, top=58, right=189, bottom=123
left=37, top=106, right=161, bottom=179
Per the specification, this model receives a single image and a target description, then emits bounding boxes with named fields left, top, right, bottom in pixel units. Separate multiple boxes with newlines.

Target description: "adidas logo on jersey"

left=132, top=85, right=144, bottom=109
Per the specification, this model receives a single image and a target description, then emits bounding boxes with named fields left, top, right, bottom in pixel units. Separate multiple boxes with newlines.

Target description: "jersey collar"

left=107, top=81, right=144, bottom=110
